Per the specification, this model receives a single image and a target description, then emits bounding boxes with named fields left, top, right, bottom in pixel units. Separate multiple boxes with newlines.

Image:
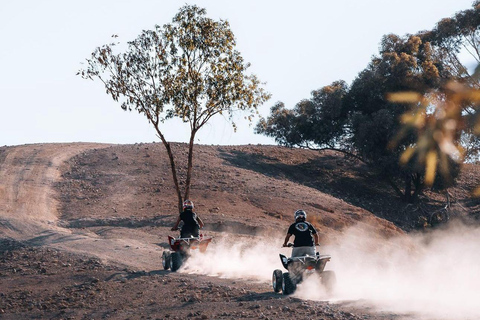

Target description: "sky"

left=0, top=0, right=476, bottom=147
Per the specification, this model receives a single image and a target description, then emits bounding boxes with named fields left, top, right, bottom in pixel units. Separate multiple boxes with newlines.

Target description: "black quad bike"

left=162, top=233, right=212, bottom=272
left=272, top=244, right=336, bottom=295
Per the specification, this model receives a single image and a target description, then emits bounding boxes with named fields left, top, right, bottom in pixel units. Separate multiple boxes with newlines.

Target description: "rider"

left=282, top=209, right=319, bottom=257
left=171, top=199, right=204, bottom=238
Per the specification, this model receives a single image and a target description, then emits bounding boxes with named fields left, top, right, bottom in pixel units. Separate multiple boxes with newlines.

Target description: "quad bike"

left=272, top=243, right=336, bottom=295
left=162, top=233, right=212, bottom=272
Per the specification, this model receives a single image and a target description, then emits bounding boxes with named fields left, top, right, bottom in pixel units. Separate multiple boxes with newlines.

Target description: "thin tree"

left=78, top=5, right=270, bottom=212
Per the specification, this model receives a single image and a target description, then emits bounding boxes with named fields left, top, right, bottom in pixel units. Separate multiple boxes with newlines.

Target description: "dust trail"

left=180, top=236, right=284, bottom=281
left=180, top=222, right=480, bottom=319
left=314, top=222, right=480, bottom=319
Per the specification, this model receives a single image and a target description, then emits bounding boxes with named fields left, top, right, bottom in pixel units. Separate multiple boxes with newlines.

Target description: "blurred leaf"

left=400, top=147, right=416, bottom=165
left=467, top=91, right=480, bottom=101
left=425, top=151, right=438, bottom=186
left=387, top=92, right=423, bottom=103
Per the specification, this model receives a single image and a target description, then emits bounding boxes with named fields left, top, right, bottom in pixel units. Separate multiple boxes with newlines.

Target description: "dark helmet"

left=294, top=209, right=306, bottom=221
left=183, top=199, right=194, bottom=210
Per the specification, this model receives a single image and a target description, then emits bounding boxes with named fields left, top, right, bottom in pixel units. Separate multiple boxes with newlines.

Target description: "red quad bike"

left=162, top=234, right=212, bottom=272
left=272, top=243, right=336, bottom=295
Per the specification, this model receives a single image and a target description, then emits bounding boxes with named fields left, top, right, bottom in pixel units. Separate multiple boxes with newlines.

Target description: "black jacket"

left=287, top=221, right=317, bottom=247
left=180, top=209, right=200, bottom=237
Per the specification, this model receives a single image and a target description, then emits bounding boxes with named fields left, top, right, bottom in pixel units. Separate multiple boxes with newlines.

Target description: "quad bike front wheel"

left=320, top=270, right=336, bottom=294
left=282, top=272, right=296, bottom=295
left=171, top=252, right=183, bottom=272
left=272, top=269, right=283, bottom=293
left=162, top=251, right=171, bottom=270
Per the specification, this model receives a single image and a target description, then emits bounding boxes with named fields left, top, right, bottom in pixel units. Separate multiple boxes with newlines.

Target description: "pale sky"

left=0, top=0, right=476, bottom=147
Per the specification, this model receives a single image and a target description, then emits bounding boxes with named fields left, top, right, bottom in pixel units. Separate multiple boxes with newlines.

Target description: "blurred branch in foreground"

left=390, top=64, right=480, bottom=193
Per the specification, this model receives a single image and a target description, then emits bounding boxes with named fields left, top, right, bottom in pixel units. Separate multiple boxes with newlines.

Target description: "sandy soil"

left=1, top=142, right=479, bottom=319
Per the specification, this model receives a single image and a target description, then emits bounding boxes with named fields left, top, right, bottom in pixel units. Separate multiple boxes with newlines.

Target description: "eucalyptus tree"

left=257, top=34, right=450, bottom=202
left=79, top=5, right=270, bottom=212
left=418, top=1, right=480, bottom=86
left=256, top=80, right=350, bottom=153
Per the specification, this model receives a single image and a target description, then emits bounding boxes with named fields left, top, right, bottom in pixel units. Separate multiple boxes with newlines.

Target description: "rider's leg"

left=192, top=227, right=199, bottom=237
left=291, top=246, right=316, bottom=257
left=181, top=230, right=192, bottom=238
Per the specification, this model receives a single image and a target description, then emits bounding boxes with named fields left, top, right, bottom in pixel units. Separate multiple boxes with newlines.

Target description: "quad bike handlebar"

left=282, top=242, right=320, bottom=248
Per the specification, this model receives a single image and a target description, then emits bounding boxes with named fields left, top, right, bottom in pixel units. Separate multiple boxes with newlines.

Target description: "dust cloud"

left=181, top=236, right=283, bottom=280
left=181, top=222, right=480, bottom=319
left=326, top=222, right=480, bottom=319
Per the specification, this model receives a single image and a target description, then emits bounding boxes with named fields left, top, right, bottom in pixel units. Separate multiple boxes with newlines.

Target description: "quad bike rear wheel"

left=171, top=252, right=183, bottom=272
left=162, top=251, right=171, bottom=270
left=282, top=272, right=296, bottom=295
left=321, top=270, right=336, bottom=294
left=272, top=269, right=283, bottom=293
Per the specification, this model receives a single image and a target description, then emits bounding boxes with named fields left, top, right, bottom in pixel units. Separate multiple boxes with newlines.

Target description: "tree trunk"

left=385, top=175, right=405, bottom=199
left=157, top=131, right=183, bottom=213
left=184, top=130, right=196, bottom=201
left=411, top=173, right=423, bottom=202
left=445, top=189, right=451, bottom=208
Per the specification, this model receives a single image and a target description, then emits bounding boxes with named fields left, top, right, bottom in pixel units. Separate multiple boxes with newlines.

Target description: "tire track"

left=0, top=143, right=166, bottom=270
left=0, top=143, right=110, bottom=237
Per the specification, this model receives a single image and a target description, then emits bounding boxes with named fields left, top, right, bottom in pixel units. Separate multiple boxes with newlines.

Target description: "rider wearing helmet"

left=171, top=200, right=204, bottom=238
left=282, top=209, right=319, bottom=257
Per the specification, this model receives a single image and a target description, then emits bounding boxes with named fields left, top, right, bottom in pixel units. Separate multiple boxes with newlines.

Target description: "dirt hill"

left=55, top=142, right=480, bottom=233
left=55, top=143, right=408, bottom=240
left=1, top=142, right=480, bottom=320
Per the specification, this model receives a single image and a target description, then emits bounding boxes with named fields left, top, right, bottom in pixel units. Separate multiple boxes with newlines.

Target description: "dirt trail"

left=2, top=143, right=469, bottom=320
left=0, top=144, right=103, bottom=235
left=1, top=144, right=96, bottom=219
left=0, top=143, right=164, bottom=270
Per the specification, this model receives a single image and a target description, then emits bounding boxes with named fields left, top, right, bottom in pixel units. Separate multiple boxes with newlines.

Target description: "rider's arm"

left=313, top=233, right=319, bottom=246
left=197, top=216, right=204, bottom=229
left=283, top=233, right=292, bottom=247
left=171, top=215, right=181, bottom=230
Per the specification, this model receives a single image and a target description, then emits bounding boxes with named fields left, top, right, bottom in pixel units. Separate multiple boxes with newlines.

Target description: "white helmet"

left=183, top=199, right=194, bottom=210
left=294, top=209, right=306, bottom=221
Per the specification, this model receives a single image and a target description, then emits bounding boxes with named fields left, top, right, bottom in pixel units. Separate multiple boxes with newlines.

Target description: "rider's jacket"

left=180, top=209, right=200, bottom=237
left=287, top=220, right=317, bottom=247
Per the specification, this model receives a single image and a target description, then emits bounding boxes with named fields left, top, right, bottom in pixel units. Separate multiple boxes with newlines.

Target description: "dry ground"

left=1, top=142, right=479, bottom=319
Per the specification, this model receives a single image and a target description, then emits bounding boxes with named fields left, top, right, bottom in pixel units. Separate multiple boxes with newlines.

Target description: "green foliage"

left=258, top=2, right=480, bottom=205
left=348, top=34, right=446, bottom=169
left=418, top=2, right=479, bottom=84
left=79, top=5, right=270, bottom=130
left=256, top=81, right=349, bottom=150
left=255, top=102, right=298, bottom=146
left=257, top=31, right=464, bottom=202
